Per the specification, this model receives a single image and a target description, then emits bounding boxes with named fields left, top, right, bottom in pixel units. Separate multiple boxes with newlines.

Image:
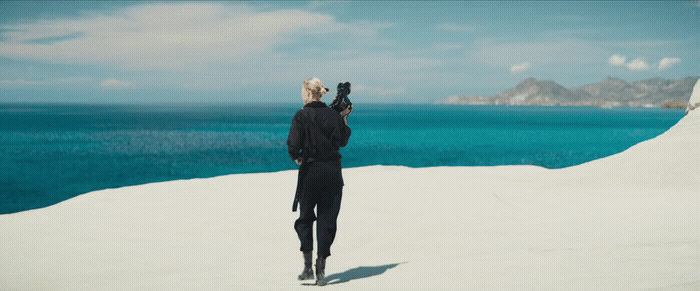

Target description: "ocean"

left=0, top=103, right=684, bottom=214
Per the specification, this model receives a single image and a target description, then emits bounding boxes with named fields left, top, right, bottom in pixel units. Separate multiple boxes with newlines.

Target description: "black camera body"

left=331, top=82, right=352, bottom=113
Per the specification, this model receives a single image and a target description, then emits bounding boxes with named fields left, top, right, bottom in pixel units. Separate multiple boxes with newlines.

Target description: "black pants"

left=294, top=161, right=343, bottom=259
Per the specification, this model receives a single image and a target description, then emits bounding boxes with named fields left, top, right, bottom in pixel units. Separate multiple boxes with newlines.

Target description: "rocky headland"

left=445, top=77, right=698, bottom=108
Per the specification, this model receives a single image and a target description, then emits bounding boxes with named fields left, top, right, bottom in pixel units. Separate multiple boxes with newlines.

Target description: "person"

left=287, top=77, right=352, bottom=286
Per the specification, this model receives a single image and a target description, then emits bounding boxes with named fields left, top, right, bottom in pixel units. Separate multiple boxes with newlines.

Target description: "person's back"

left=287, top=78, right=352, bottom=286
left=288, top=102, right=350, bottom=163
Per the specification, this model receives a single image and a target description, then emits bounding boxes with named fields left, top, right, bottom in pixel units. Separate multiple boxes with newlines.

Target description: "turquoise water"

left=0, top=103, right=684, bottom=214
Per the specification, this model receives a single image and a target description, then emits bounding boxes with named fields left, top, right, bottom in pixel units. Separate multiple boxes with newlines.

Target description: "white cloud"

left=0, top=3, right=389, bottom=70
left=510, top=62, right=529, bottom=74
left=436, top=23, right=475, bottom=33
left=100, top=78, right=132, bottom=88
left=0, top=77, right=93, bottom=87
left=626, top=58, right=650, bottom=71
left=608, top=54, right=626, bottom=66
left=0, top=79, right=44, bottom=86
left=657, top=57, right=681, bottom=71
left=609, top=55, right=680, bottom=72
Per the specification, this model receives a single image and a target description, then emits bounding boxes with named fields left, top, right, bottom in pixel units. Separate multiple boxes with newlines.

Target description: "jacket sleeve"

left=287, top=111, right=304, bottom=160
left=336, top=114, right=351, bottom=148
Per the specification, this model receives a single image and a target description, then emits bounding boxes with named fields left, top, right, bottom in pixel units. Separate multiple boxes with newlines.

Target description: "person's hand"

left=342, top=104, right=353, bottom=117
left=295, top=158, right=303, bottom=165
left=341, top=104, right=353, bottom=125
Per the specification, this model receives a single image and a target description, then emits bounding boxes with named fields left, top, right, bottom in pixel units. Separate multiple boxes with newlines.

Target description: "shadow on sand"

left=325, top=262, right=407, bottom=285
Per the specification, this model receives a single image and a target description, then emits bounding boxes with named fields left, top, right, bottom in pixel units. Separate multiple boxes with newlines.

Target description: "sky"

left=0, top=1, right=698, bottom=104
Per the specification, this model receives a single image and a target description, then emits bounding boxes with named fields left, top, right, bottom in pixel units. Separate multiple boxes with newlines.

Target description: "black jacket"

left=287, top=101, right=351, bottom=163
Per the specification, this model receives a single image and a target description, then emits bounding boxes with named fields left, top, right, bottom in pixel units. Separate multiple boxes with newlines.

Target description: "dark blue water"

left=0, top=103, right=684, bottom=214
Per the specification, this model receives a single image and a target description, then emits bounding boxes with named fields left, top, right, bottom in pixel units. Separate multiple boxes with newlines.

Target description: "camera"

left=331, top=82, right=352, bottom=113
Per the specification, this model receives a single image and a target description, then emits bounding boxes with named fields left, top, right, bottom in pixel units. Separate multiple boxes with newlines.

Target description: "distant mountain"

left=445, top=77, right=699, bottom=108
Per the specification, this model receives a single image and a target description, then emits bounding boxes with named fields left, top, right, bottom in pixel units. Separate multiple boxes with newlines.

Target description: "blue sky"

left=0, top=1, right=698, bottom=104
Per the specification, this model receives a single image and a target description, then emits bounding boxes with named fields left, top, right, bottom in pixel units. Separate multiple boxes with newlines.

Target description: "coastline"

left=1, top=103, right=683, bottom=215
left=1, top=91, right=698, bottom=289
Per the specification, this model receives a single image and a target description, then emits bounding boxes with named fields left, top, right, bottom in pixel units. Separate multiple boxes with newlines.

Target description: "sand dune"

left=1, top=82, right=698, bottom=289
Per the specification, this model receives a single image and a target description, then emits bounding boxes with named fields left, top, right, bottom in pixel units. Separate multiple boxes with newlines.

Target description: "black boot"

left=297, top=251, right=314, bottom=280
left=315, top=257, right=327, bottom=286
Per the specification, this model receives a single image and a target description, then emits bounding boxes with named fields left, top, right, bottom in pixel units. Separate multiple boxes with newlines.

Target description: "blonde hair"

left=301, top=77, right=328, bottom=104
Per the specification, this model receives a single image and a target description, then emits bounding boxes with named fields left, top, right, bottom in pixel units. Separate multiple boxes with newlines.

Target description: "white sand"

left=2, top=85, right=699, bottom=289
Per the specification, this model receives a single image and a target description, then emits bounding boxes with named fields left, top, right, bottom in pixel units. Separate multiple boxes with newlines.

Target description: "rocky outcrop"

left=446, top=77, right=699, bottom=108
left=662, top=100, right=687, bottom=109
